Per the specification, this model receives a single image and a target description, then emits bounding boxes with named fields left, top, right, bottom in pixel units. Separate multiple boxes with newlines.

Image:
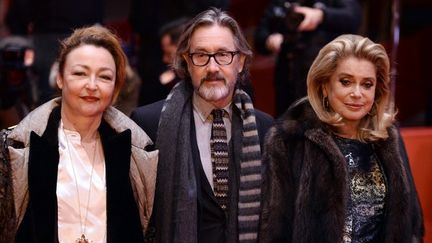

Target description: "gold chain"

left=63, top=129, right=99, bottom=243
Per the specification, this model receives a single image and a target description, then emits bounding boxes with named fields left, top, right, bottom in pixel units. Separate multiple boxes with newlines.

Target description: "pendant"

left=76, top=234, right=90, bottom=243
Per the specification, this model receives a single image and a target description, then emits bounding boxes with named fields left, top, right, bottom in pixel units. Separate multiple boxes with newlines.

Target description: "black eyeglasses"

left=188, top=51, right=240, bottom=66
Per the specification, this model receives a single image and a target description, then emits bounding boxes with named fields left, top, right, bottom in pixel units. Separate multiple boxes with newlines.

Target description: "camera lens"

left=1, top=46, right=26, bottom=69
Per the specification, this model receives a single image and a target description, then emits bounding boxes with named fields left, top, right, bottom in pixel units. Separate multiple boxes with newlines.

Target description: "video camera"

left=0, top=39, right=30, bottom=109
left=270, top=2, right=305, bottom=54
left=271, top=2, right=305, bottom=33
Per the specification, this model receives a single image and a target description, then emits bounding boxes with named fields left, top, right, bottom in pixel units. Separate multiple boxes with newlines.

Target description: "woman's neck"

left=334, top=122, right=359, bottom=140
left=61, top=109, right=101, bottom=142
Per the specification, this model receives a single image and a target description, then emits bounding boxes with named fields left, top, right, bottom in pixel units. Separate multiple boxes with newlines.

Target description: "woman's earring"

left=323, top=96, right=330, bottom=110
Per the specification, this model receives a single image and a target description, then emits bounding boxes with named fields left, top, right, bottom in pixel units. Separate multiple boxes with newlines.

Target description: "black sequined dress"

left=333, top=135, right=387, bottom=243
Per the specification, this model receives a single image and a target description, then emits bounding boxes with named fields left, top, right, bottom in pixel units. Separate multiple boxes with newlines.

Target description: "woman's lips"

left=345, top=103, right=363, bottom=110
left=81, top=96, right=99, bottom=102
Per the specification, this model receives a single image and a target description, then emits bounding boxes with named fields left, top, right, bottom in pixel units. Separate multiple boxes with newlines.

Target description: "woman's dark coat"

left=259, top=99, right=424, bottom=243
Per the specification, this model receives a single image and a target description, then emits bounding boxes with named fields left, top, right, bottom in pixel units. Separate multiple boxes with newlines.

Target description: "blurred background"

left=1, top=0, right=431, bottom=125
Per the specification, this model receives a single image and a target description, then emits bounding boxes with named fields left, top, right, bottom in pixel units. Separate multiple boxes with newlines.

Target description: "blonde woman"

left=259, top=34, right=424, bottom=243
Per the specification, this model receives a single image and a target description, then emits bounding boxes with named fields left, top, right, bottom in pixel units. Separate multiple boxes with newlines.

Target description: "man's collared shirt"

left=192, top=92, right=232, bottom=190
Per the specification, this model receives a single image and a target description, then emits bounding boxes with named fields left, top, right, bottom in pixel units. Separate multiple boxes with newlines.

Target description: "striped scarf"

left=153, top=81, right=262, bottom=243
left=233, top=89, right=262, bottom=242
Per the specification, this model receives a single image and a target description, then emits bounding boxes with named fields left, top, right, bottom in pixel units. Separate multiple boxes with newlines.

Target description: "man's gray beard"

left=197, top=83, right=230, bottom=102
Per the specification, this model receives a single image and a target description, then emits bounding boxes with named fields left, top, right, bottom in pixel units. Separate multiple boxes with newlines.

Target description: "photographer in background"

left=255, top=0, right=362, bottom=116
left=5, top=0, right=105, bottom=105
left=0, top=36, right=35, bottom=129
left=158, top=17, right=189, bottom=92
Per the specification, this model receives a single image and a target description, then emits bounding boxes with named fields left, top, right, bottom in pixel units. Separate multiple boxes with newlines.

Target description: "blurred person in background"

left=255, top=0, right=361, bottom=117
left=158, top=17, right=189, bottom=92
left=5, top=0, right=106, bottom=104
left=112, top=61, right=142, bottom=116
left=0, top=36, right=36, bottom=129
left=129, top=0, right=229, bottom=106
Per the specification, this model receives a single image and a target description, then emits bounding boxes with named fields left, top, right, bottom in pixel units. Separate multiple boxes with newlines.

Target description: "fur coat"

left=259, top=99, right=424, bottom=243
left=0, top=98, right=158, bottom=242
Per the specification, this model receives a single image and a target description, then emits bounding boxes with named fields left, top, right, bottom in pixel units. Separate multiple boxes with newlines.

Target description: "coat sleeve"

left=0, top=129, right=17, bottom=243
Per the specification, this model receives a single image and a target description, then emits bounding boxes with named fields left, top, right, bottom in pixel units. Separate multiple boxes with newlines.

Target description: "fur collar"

left=262, top=98, right=424, bottom=242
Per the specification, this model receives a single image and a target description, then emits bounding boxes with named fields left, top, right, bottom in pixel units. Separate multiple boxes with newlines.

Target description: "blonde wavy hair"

left=307, top=34, right=395, bottom=141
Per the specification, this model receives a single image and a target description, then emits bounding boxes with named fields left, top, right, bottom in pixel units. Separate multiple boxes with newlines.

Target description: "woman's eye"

left=100, top=75, right=113, bottom=81
left=340, top=79, right=350, bottom=86
left=363, top=82, right=374, bottom=89
left=72, top=71, right=86, bottom=76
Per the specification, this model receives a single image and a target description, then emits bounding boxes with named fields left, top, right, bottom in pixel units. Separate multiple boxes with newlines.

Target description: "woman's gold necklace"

left=64, top=131, right=99, bottom=243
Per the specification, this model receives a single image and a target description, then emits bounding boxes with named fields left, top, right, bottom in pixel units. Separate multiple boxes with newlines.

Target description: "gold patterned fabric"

left=333, top=136, right=387, bottom=243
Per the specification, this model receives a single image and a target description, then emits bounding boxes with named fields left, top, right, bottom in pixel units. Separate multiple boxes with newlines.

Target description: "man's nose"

left=206, top=56, right=220, bottom=72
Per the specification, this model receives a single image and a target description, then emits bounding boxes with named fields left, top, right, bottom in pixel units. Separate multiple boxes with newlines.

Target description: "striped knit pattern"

left=158, top=83, right=262, bottom=242
left=210, top=109, right=230, bottom=210
left=233, top=89, right=262, bottom=243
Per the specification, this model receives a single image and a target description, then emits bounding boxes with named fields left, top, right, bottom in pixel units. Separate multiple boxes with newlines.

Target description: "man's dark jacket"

left=131, top=94, right=273, bottom=242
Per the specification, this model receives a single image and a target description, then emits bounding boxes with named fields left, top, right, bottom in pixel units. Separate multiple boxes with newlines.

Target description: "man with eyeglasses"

left=131, top=7, right=273, bottom=243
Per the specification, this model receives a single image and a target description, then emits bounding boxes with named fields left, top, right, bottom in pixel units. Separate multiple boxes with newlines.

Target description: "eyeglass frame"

left=187, top=51, right=240, bottom=67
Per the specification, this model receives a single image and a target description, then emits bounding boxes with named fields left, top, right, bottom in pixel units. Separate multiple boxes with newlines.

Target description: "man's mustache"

left=200, top=73, right=225, bottom=83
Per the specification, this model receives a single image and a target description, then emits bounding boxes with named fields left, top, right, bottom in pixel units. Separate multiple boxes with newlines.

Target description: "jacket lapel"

left=374, top=128, right=411, bottom=242
left=301, top=128, right=348, bottom=242
left=100, top=122, right=143, bottom=242
left=26, top=107, right=60, bottom=242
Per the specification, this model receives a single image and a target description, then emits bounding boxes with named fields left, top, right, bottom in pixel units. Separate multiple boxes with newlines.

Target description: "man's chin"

left=198, top=87, right=229, bottom=102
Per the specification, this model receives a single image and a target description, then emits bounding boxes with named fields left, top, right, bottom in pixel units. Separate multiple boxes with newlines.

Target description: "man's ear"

left=238, top=54, right=246, bottom=73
